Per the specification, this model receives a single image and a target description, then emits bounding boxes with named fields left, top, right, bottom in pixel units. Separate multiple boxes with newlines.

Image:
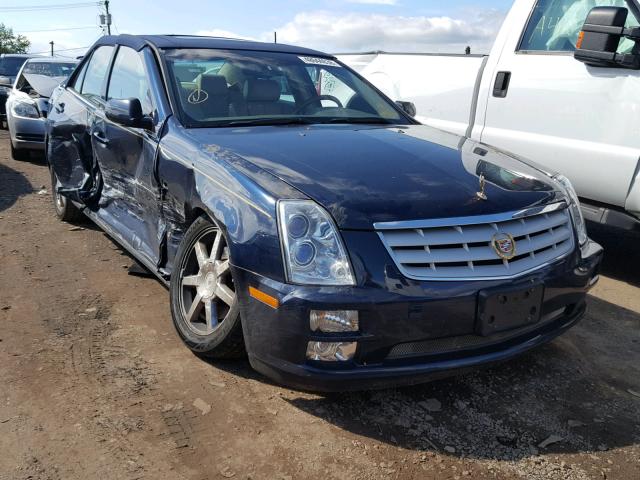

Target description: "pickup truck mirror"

left=396, top=100, right=416, bottom=117
left=574, top=6, right=640, bottom=69
left=105, top=98, right=154, bottom=130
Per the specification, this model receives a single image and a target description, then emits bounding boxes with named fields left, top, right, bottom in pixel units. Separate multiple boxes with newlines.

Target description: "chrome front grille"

left=376, top=203, right=575, bottom=281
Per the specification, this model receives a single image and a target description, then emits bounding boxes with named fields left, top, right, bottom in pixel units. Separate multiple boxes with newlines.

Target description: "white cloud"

left=196, top=9, right=504, bottom=55
left=271, top=10, right=504, bottom=54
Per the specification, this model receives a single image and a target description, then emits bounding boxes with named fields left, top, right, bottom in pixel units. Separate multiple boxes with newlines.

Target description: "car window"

left=164, top=48, right=405, bottom=128
left=0, top=57, right=28, bottom=76
left=23, top=62, right=76, bottom=77
left=306, top=66, right=357, bottom=107
left=69, top=60, right=89, bottom=92
left=519, top=0, right=640, bottom=52
left=81, top=45, right=114, bottom=101
left=107, top=46, right=154, bottom=116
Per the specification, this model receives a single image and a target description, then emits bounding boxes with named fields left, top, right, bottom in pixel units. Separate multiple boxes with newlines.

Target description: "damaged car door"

left=92, top=45, right=164, bottom=267
left=47, top=45, right=114, bottom=204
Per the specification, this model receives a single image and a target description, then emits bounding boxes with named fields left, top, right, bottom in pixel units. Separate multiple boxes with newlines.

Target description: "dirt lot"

left=0, top=129, right=639, bottom=480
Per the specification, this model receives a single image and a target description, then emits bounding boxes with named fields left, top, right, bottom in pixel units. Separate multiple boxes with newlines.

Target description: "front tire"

left=10, top=142, right=29, bottom=161
left=170, top=215, right=245, bottom=358
left=51, top=170, right=84, bottom=223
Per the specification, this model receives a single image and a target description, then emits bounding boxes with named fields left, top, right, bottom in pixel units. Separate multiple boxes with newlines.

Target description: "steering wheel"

left=295, top=95, right=343, bottom=114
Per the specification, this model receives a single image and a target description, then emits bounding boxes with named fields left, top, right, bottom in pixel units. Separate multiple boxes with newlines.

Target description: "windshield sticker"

left=298, top=56, right=340, bottom=67
left=188, top=88, right=208, bottom=105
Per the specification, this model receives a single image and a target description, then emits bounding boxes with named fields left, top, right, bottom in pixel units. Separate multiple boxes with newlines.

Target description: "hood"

left=22, top=73, right=65, bottom=98
left=188, top=124, right=563, bottom=230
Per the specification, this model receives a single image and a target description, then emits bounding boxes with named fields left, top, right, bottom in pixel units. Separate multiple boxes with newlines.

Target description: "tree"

left=0, top=24, right=30, bottom=54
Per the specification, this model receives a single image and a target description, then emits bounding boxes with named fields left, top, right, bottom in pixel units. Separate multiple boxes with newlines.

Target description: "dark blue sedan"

left=46, top=35, right=602, bottom=391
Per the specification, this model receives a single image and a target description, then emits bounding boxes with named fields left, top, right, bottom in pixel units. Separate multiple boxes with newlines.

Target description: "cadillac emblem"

left=492, top=232, right=516, bottom=260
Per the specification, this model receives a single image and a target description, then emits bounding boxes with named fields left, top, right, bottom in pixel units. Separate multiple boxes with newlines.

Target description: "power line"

left=30, top=45, right=92, bottom=55
left=0, top=2, right=103, bottom=12
left=16, top=26, right=98, bottom=33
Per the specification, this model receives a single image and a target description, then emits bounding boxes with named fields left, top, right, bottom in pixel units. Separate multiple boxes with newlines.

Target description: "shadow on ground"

left=587, top=222, right=640, bottom=287
left=0, top=162, right=33, bottom=212
left=278, top=295, right=640, bottom=461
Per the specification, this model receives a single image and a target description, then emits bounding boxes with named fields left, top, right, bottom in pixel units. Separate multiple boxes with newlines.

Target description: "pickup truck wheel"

left=50, top=170, right=84, bottom=223
left=170, top=215, right=245, bottom=359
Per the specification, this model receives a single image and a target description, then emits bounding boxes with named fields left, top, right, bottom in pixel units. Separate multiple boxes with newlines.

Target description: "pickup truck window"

left=519, top=0, right=640, bottom=52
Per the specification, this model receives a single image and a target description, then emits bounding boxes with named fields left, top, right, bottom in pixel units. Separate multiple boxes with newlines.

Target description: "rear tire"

left=51, top=170, right=84, bottom=223
left=170, top=215, right=245, bottom=359
left=10, top=142, right=29, bottom=161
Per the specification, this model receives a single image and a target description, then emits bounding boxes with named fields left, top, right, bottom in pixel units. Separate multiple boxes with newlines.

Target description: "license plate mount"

left=477, top=284, right=544, bottom=336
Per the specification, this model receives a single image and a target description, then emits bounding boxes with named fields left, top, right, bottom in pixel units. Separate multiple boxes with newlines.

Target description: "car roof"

left=24, top=57, right=78, bottom=64
left=0, top=54, right=32, bottom=58
left=92, top=34, right=332, bottom=58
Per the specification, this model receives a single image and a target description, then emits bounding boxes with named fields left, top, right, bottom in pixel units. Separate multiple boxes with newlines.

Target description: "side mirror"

left=574, top=6, right=640, bottom=69
left=396, top=100, right=416, bottom=117
left=105, top=98, right=153, bottom=130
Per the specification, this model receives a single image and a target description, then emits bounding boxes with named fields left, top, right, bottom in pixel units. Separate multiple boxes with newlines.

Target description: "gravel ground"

left=0, top=129, right=639, bottom=480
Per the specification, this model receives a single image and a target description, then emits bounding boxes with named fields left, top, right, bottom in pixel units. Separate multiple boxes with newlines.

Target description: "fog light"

left=310, top=310, right=359, bottom=332
left=306, top=341, right=357, bottom=362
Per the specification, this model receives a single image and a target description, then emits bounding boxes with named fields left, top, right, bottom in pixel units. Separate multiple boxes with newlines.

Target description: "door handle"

left=92, top=130, right=109, bottom=145
left=493, top=71, right=511, bottom=98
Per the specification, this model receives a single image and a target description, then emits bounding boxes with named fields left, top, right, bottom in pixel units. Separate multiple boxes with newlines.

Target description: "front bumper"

left=234, top=239, right=602, bottom=392
left=8, top=114, right=45, bottom=151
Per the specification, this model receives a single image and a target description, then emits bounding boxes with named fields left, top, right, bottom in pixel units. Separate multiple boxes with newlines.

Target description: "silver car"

left=6, top=57, right=77, bottom=160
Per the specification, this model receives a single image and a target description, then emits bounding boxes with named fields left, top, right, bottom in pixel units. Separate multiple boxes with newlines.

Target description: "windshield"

left=163, top=48, right=408, bottom=128
left=0, top=57, right=28, bottom=76
left=23, top=61, right=77, bottom=77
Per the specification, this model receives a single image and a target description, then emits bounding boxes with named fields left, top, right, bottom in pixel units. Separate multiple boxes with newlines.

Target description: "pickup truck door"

left=478, top=0, right=640, bottom=208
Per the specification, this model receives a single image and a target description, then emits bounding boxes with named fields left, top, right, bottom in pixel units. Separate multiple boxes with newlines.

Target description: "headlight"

left=555, top=174, right=587, bottom=246
left=12, top=100, right=40, bottom=119
left=278, top=200, right=355, bottom=285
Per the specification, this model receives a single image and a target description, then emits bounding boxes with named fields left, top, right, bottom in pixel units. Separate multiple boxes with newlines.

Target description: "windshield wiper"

left=320, top=117, right=395, bottom=125
left=220, top=117, right=315, bottom=127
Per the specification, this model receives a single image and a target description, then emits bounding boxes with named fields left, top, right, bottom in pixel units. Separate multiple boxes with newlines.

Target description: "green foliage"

left=0, top=24, right=31, bottom=54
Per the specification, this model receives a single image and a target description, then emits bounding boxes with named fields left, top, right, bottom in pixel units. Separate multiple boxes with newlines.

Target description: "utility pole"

left=104, top=0, right=112, bottom=35
left=50, top=41, right=54, bottom=57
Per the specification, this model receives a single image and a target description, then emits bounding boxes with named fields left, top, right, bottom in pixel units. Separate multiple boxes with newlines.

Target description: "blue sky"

left=1, top=0, right=513, bottom=56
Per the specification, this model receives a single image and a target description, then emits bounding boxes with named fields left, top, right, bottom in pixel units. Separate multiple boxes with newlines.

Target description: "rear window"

left=23, top=62, right=76, bottom=77
left=0, top=57, right=28, bottom=76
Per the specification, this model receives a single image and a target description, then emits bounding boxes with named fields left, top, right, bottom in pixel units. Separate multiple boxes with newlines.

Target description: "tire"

left=170, top=215, right=245, bottom=358
left=51, top=169, right=84, bottom=223
left=10, top=142, right=29, bottom=161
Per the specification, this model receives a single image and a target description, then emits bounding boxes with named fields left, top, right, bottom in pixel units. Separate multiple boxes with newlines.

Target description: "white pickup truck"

left=338, top=0, right=640, bottom=230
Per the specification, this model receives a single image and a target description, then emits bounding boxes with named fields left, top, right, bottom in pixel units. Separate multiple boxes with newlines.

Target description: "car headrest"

left=200, top=75, right=228, bottom=96
left=244, top=79, right=280, bottom=102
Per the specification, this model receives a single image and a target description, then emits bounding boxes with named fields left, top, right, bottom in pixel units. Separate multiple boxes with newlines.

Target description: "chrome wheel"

left=54, top=188, right=66, bottom=214
left=179, top=227, right=235, bottom=336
